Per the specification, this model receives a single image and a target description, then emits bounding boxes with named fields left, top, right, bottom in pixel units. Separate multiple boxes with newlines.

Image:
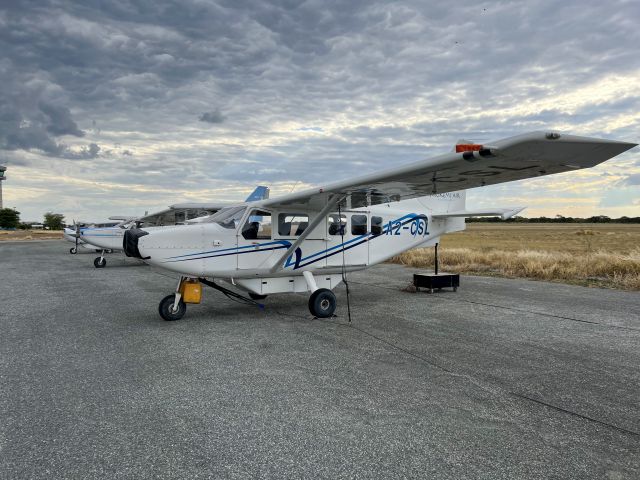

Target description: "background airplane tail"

left=245, top=186, right=269, bottom=202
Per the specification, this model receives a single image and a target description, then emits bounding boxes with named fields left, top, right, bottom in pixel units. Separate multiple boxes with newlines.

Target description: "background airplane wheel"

left=248, top=292, right=267, bottom=300
left=159, top=295, right=187, bottom=321
left=308, top=288, right=337, bottom=318
left=69, top=247, right=77, bottom=254
left=93, top=257, right=106, bottom=268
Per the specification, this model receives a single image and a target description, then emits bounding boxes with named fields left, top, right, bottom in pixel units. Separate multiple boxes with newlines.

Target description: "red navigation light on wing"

left=455, top=144, right=483, bottom=153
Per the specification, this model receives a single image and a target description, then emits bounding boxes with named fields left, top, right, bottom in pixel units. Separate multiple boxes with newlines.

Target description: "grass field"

left=392, top=223, right=640, bottom=291
left=0, top=229, right=63, bottom=241
left=3, top=225, right=639, bottom=290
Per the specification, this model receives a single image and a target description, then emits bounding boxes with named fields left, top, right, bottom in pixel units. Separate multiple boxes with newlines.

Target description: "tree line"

left=0, top=208, right=65, bottom=230
left=466, top=215, right=640, bottom=223
left=1, top=207, right=639, bottom=229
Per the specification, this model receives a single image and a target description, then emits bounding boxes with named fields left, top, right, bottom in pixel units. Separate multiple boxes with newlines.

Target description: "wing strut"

left=269, top=194, right=344, bottom=273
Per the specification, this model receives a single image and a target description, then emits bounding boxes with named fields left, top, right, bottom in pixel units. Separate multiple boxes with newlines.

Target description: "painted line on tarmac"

left=348, top=280, right=640, bottom=332
left=510, top=392, right=640, bottom=437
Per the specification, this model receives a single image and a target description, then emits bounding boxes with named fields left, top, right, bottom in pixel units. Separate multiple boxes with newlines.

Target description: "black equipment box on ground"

left=413, top=273, right=459, bottom=293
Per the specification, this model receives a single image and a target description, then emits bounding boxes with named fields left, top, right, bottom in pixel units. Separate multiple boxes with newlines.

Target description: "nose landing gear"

left=157, top=277, right=269, bottom=321
left=158, top=277, right=202, bottom=321
left=159, top=294, right=187, bottom=321
left=93, top=250, right=107, bottom=268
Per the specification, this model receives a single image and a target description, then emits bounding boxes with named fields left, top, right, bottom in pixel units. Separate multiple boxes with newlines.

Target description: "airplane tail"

left=245, top=186, right=269, bottom=202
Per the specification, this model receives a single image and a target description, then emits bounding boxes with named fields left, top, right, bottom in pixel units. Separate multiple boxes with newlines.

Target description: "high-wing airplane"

left=121, top=132, right=636, bottom=321
left=64, top=221, right=121, bottom=254
left=79, top=186, right=270, bottom=268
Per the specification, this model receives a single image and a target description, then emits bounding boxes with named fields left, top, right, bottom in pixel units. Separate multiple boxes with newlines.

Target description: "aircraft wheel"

left=248, top=292, right=268, bottom=300
left=69, top=247, right=77, bottom=254
left=308, top=288, right=337, bottom=318
left=93, top=257, right=107, bottom=268
left=159, top=295, right=187, bottom=321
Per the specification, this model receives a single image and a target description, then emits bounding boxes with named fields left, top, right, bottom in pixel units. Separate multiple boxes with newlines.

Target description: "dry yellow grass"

left=392, top=223, right=640, bottom=291
left=0, top=229, right=64, bottom=241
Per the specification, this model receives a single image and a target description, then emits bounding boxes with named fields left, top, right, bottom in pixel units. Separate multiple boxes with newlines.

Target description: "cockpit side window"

left=205, top=206, right=247, bottom=229
left=242, top=210, right=272, bottom=240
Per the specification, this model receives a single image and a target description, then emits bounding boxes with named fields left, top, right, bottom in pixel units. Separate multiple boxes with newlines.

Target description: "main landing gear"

left=303, top=271, right=337, bottom=318
left=308, top=288, right=337, bottom=318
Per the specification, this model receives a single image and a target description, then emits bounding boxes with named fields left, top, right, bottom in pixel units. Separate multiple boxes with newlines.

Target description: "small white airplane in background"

left=64, top=221, right=122, bottom=254
left=79, top=186, right=270, bottom=268
left=121, top=132, right=636, bottom=321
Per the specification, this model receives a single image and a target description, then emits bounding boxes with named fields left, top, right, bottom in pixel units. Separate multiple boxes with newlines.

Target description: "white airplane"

left=121, top=132, right=636, bottom=321
left=64, top=221, right=121, bottom=254
left=80, top=186, right=270, bottom=268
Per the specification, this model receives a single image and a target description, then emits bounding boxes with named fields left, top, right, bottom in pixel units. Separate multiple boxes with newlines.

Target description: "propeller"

left=73, top=219, right=80, bottom=250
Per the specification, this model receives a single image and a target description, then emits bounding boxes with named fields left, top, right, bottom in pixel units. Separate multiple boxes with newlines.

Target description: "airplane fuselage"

left=131, top=203, right=453, bottom=295
left=80, top=226, right=127, bottom=251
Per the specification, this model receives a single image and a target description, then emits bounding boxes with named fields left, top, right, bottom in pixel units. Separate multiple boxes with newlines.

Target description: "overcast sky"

left=1, top=0, right=639, bottom=222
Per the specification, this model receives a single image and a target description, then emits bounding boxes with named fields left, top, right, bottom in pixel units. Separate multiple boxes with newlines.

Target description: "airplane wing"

left=257, top=132, right=636, bottom=210
left=168, top=202, right=228, bottom=210
left=169, top=186, right=269, bottom=210
left=432, top=207, right=525, bottom=220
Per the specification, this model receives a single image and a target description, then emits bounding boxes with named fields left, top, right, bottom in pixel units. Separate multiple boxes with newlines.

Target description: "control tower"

left=0, top=166, right=5, bottom=209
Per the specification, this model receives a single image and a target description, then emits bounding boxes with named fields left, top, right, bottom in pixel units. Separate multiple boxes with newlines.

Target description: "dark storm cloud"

left=39, top=102, right=84, bottom=137
left=1, top=0, right=638, bottom=219
left=0, top=58, right=100, bottom=160
left=199, top=110, right=225, bottom=124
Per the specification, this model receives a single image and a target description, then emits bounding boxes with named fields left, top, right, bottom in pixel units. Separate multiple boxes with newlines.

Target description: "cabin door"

left=236, top=209, right=282, bottom=270
left=325, top=211, right=370, bottom=268
left=272, top=211, right=326, bottom=270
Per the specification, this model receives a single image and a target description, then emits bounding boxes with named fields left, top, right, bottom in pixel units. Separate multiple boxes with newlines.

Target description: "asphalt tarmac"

left=1, top=240, right=639, bottom=479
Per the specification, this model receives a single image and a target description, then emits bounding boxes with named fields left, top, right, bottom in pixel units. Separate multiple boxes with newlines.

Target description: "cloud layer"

left=0, top=0, right=638, bottom=221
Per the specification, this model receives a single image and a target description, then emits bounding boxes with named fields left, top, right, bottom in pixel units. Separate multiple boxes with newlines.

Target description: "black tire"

left=69, top=247, right=77, bottom=254
left=308, top=288, right=337, bottom=318
left=248, top=292, right=268, bottom=300
left=93, top=257, right=106, bottom=268
left=159, top=294, right=187, bottom=321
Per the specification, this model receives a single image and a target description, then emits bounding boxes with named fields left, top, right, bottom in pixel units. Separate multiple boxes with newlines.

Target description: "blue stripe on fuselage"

left=160, top=213, right=426, bottom=268
left=286, top=213, right=422, bottom=269
left=162, top=240, right=292, bottom=263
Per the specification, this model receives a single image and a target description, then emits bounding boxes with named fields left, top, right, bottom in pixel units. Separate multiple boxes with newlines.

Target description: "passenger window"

left=371, top=216, right=383, bottom=235
left=351, top=215, right=367, bottom=236
left=328, top=214, right=346, bottom=236
left=278, top=214, right=309, bottom=236
left=242, top=210, right=272, bottom=240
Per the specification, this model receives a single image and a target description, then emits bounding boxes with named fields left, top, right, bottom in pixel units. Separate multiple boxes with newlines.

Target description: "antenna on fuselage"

left=338, top=201, right=352, bottom=323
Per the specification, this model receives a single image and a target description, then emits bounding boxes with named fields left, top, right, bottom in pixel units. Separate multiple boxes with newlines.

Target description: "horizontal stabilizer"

left=432, top=207, right=525, bottom=220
